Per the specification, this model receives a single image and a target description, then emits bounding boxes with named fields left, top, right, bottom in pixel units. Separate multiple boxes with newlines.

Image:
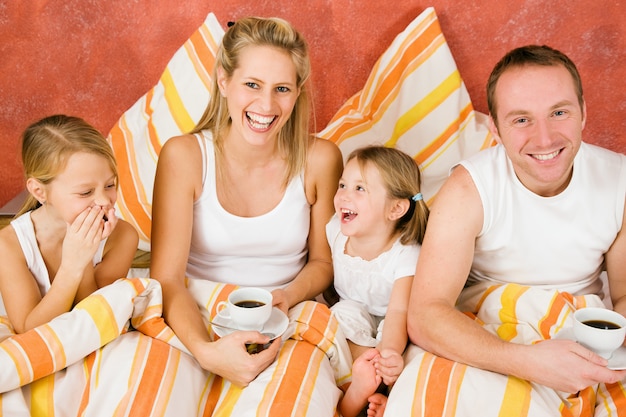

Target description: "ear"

left=26, top=178, right=47, bottom=205
left=216, top=66, right=227, bottom=98
left=581, top=100, right=587, bottom=130
left=488, top=114, right=502, bottom=145
left=388, top=198, right=410, bottom=221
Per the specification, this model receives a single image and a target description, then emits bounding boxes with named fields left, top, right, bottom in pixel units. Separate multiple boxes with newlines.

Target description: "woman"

left=150, top=15, right=344, bottom=395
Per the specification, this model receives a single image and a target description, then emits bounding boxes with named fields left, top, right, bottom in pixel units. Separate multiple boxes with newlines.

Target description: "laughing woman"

left=150, top=17, right=347, bottom=415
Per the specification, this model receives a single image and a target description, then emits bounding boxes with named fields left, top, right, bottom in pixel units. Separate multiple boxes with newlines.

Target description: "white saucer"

left=554, top=328, right=626, bottom=370
left=212, top=307, right=289, bottom=339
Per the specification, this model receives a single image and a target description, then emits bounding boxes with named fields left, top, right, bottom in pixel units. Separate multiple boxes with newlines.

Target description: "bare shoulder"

left=160, top=134, right=202, bottom=161
left=428, top=164, right=483, bottom=236
left=0, top=224, right=25, bottom=267
left=306, top=137, right=343, bottom=178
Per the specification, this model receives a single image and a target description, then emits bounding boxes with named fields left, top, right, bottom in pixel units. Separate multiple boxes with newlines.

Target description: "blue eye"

left=276, top=86, right=290, bottom=93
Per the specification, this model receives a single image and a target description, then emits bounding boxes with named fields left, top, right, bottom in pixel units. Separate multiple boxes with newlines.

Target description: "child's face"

left=334, top=158, right=392, bottom=238
left=44, top=151, right=117, bottom=225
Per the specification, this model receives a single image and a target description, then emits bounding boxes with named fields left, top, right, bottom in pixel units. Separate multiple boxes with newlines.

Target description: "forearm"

left=379, top=311, right=408, bottom=354
left=23, top=266, right=83, bottom=331
left=283, top=258, right=333, bottom=307
left=160, top=279, right=212, bottom=354
left=410, top=302, right=525, bottom=377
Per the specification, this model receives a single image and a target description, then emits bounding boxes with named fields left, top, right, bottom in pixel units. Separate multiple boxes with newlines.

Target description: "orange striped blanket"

left=385, top=283, right=626, bottom=417
left=0, top=278, right=351, bottom=416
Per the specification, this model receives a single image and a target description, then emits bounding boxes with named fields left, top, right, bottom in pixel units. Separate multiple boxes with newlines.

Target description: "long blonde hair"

left=17, top=114, right=118, bottom=216
left=347, top=146, right=430, bottom=245
left=191, top=16, right=312, bottom=185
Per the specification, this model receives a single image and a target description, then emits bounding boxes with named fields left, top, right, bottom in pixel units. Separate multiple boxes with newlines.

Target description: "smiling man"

left=385, top=45, right=626, bottom=416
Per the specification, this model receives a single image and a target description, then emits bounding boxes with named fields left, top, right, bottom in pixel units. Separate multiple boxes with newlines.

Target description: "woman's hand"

left=196, top=330, right=281, bottom=386
left=271, top=288, right=290, bottom=315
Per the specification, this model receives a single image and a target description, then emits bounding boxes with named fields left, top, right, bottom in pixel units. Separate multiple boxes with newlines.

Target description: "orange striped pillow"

left=107, top=13, right=224, bottom=250
left=318, top=7, right=495, bottom=204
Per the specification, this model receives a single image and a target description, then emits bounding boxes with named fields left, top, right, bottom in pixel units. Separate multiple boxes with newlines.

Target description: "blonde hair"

left=17, top=114, right=118, bottom=216
left=347, top=146, right=429, bottom=245
left=190, top=16, right=312, bottom=186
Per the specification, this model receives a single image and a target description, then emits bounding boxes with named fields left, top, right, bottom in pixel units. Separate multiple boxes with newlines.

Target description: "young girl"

left=328, top=145, right=429, bottom=417
left=0, top=114, right=138, bottom=334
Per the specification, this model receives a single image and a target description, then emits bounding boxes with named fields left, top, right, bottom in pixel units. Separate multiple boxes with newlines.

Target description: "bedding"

left=385, top=283, right=626, bottom=416
left=1, top=6, right=496, bottom=416
left=0, top=277, right=350, bottom=416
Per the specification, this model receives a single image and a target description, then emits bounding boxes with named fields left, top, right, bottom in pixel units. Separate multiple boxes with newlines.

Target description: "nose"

left=257, top=88, right=274, bottom=112
left=533, top=118, right=554, bottom=147
left=93, top=188, right=114, bottom=209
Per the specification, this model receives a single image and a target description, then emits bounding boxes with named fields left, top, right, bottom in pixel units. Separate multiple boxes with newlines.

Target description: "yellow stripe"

left=30, top=374, right=55, bottom=417
left=161, top=68, right=195, bottom=132
left=498, top=377, right=531, bottom=417
left=497, top=285, right=528, bottom=341
left=388, top=69, right=462, bottom=147
left=75, top=294, right=119, bottom=345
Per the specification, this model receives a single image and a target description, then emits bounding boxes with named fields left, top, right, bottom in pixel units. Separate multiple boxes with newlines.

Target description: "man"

left=385, top=45, right=626, bottom=416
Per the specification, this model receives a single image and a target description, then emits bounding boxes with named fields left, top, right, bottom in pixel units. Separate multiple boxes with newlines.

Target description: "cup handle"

left=216, top=301, right=230, bottom=318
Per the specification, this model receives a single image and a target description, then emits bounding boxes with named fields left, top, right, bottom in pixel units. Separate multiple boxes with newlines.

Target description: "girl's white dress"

left=326, top=214, right=420, bottom=346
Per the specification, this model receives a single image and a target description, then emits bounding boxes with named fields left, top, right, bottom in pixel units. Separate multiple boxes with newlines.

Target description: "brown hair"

left=18, top=114, right=117, bottom=216
left=191, top=17, right=312, bottom=186
left=346, top=146, right=429, bottom=245
left=487, top=45, right=584, bottom=125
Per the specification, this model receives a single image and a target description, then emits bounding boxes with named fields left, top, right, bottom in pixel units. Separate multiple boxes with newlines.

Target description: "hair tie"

left=227, top=21, right=236, bottom=27
left=411, top=193, right=423, bottom=202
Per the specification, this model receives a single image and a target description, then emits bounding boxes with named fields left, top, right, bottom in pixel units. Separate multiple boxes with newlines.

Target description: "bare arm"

left=276, top=138, right=343, bottom=309
left=408, top=166, right=626, bottom=393
left=150, top=135, right=279, bottom=386
left=606, top=196, right=626, bottom=317
left=92, top=218, right=139, bottom=289
left=375, top=275, right=412, bottom=385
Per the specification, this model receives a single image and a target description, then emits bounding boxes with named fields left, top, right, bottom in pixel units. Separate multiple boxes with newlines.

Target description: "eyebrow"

left=502, top=100, right=577, bottom=120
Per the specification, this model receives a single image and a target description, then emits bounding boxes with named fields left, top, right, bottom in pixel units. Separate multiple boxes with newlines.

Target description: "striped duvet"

left=0, top=278, right=351, bottom=416
left=385, top=283, right=626, bottom=417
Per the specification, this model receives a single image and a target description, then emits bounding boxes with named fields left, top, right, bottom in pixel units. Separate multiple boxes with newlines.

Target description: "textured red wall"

left=1, top=1, right=624, bottom=207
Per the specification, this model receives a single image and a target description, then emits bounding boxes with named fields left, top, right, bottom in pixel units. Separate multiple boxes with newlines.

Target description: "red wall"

left=1, top=1, right=624, bottom=207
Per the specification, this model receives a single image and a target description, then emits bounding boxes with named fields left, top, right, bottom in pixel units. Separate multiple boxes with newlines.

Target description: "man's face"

left=489, top=64, right=586, bottom=197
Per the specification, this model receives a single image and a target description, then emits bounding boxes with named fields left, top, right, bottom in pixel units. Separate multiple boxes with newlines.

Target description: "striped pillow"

left=107, top=13, right=224, bottom=250
left=318, top=7, right=495, bottom=204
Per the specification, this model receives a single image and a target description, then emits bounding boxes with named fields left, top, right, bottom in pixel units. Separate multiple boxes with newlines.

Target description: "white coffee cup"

left=217, top=287, right=273, bottom=331
left=573, top=307, right=626, bottom=359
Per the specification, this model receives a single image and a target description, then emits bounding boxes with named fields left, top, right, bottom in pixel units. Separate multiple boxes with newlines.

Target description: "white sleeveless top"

left=0, top=211, right=106, bottom=315
left=185, top=131, right=310, bottom=288
left=459, top=142, right=626, bottom=295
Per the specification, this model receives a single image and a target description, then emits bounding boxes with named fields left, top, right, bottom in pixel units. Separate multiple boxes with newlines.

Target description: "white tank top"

left=460, top=142, right=626, bottom=295
left=0, top=211, right=106, bottom=315
left=185, top=131, right=310, bottom=288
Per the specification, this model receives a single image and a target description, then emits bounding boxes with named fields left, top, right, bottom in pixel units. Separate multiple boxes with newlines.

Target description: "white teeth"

left=341, top=209, right=356, bottom=215
left=533, top=150, right=560, bottom=161
left=246, top=112, right=275, bottom=129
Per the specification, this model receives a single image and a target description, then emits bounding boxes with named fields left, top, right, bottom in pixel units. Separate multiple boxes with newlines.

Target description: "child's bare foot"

left=339, top=348, right=382, bottom=417
left=367, top=392, right=387, bottom=417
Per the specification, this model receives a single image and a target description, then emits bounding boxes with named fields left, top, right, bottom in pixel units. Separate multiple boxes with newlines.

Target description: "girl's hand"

left=375, top=348, right=404, bottom=386
left=61, top=206, right=109, bottom=274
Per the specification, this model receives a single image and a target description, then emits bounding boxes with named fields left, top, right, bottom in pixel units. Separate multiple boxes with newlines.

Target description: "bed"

left=0, top=7, right=493, bottom=416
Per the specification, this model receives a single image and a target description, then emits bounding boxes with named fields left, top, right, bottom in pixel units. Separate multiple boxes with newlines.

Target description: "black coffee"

left=583, top=320, right=621, bottom=330
left=235, top=300, right=265, bottom=308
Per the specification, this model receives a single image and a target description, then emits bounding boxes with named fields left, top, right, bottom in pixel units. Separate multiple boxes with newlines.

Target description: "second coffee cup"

left=217, top=287, right=273, bottom=331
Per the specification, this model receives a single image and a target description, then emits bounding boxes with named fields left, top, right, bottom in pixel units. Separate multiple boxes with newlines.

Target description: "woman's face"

left=218, top=45, right=299, bottom=147
left=43, top=151, right=117, bottom=225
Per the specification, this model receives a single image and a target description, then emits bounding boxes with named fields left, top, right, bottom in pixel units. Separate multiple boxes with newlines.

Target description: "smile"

left=341, top=208, right=357, bottom=222
left=246, top=112, right=276, bottom=130
left=531, top=149, right=561, bottom=161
